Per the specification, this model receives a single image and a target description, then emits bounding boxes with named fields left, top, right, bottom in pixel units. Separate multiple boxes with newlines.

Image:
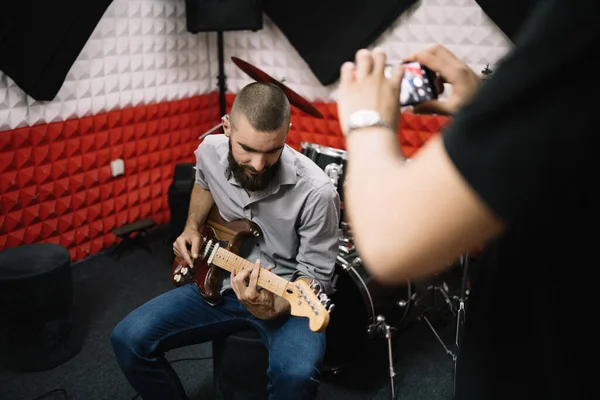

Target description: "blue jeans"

left=110, top=284, right=326, bottom=400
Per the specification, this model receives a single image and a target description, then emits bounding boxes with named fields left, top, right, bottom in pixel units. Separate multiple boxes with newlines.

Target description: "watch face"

left=350, top=110, right=381, bottom=127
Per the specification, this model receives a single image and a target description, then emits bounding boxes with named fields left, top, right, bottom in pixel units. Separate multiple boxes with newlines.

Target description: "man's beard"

left=227, top=142, right=281, bottom=192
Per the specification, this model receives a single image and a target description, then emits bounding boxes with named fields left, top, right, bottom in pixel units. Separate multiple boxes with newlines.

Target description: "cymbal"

left=231, top=56, right=324, bottom=119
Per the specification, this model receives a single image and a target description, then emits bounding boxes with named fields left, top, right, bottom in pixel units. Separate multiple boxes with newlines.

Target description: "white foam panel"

left=0, top=0, right=211, bottom=132
left=0, top=0, right=513, bottom=131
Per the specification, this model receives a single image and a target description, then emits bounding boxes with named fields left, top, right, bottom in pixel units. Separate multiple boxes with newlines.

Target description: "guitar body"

left=171, top=204, right=332, bottom=332
left=171, top=205, right=261, bottom=304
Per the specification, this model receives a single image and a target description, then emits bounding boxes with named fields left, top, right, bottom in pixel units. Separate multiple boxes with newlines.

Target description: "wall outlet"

left=110, top=158, right=125, bottom=177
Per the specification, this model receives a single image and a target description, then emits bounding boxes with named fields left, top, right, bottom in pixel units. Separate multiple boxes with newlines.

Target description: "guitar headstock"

left=282, top=279, right=335, bottom=333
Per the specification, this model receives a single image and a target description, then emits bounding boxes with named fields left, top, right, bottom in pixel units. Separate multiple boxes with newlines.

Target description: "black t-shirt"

left=443, top=0, right=600, bottom=398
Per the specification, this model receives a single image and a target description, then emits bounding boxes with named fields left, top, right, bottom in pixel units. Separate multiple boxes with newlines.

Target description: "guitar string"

left=178, top=243, right=287, bottom=295
left=186, top=241, right=328, bottom=309
left=213, top=248, right=287, bottom=295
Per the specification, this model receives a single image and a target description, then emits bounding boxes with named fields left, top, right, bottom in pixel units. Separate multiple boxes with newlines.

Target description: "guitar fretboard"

left=211, top=248, right=289, bottom=296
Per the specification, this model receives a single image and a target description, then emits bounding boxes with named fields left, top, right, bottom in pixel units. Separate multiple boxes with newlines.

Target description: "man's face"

left=223, top=114, right=289, bottom=192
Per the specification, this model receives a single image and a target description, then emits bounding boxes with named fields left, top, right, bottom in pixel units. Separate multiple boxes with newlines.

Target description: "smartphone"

left=385, top=62, right=438, bottom=107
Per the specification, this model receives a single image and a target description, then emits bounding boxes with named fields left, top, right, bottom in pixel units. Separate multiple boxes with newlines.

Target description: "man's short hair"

left=230, top=82, right=291, bottom=132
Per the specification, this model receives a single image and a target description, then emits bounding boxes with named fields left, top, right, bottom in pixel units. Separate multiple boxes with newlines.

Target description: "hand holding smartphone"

left=385, top=61, right=439, bottom=107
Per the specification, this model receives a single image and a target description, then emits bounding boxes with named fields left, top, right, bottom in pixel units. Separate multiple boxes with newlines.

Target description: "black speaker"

left=185, top=0, right=263, bottom=33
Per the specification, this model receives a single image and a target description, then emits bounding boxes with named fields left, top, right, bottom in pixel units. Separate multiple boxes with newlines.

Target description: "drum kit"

left=200, top=56, right=472, bottom=398
left=301, top=141, right=472, bottom=399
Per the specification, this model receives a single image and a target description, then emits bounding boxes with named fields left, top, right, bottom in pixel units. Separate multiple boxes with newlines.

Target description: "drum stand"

left=337, top=187, right=398, bottom=399
left=417, top=254, right=470, bottom=396
left=337, top=222, right=397, bottom=399
left=368, top=315, right=398, bottom=400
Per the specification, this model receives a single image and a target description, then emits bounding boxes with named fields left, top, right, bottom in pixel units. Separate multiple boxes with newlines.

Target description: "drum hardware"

left=324, top=162, right=344, bottom=187
left=338, top=221, right=356, bottom=255
left=414, top=254, right=471, bottom=396
left=335, top=253, right=408, bottom=400
left=336, top=254, right=361, bottom=271
left=368, top=315, right=398, bottom=400
left=300, top=142, right=348, bottom=203
left=415, top=281, right=459, bottom=361
left=338, top=238, right=356, bottom=255
left=451, top=253, right=470, bottom=396
left=323, top=252, right=412, bottom=381
left=340, top=221, right=352, bottom=239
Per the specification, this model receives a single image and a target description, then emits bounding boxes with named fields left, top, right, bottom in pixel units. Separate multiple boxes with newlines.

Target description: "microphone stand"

left=198, top=30, right=227, bottom=141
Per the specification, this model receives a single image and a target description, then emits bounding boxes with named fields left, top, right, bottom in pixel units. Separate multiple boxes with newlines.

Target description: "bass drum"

left=322, top=253, right=413, bottom=373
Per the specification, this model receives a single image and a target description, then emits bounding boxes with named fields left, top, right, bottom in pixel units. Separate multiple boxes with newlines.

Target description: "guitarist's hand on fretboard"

left=230, top=260, right=289, bottom=320
left=170, top=208, right=332, bottom=332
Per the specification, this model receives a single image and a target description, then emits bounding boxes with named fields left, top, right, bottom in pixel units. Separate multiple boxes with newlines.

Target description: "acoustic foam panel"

left=0, top=0, right=114, bottom=101
left=0, top=92, right=448, bottom=261
left=0, top=0, right=212, bottom=132
left=0, top=0, right=505, bottom=261
left=217, top=0, right=513, bottom=101
left=1, top=0, right=512, bottom=132
left=224, top=93, right=448, bottom=157
left=0, top=94, right=216, bottom=261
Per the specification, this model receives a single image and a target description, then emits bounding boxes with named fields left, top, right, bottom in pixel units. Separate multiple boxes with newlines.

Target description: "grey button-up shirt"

left=194, top=134, right=340, bottom=294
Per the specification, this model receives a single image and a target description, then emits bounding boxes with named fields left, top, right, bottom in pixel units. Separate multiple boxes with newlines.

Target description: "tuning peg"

left=174, top=274, right=182, bottom=283
left=318, top=293, right=328, bottom=302
left=327, top=303, right=335, bottom=313
left=181, top=267, right=188, bottom=275
left=310, top=281, right=321, bottom=293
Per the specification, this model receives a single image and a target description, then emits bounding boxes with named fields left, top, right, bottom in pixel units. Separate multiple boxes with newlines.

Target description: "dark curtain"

left=0, top=1, right=113, bottom=101
left=263, top=0, right=419, bottom=86
left=474, top=0, right=539, bottom=41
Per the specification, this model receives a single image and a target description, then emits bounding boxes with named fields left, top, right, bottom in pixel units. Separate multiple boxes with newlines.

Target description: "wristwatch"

left=346, top=110, right=390, bottom=136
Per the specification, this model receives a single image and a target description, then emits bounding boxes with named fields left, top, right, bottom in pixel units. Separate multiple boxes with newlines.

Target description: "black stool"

left=0, top=243, right=82, bottom=372
left=212, top=327, right=269, bottom=400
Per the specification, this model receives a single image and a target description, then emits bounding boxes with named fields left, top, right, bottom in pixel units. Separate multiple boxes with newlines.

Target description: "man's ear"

left=222, top=114, right=231, bottom=137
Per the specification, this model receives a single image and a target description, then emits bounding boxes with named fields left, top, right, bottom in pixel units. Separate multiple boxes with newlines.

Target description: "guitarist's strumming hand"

left=231, top=259, right=291, bottom=320
left=173, top=227, right=203, bottom=269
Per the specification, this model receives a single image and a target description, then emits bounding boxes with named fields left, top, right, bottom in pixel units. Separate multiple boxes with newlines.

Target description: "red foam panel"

left=224, top=93, right=450, bottom=157
left=0, top=93, right=219, bottom=262
left=1, top=92, right=448, bottom=263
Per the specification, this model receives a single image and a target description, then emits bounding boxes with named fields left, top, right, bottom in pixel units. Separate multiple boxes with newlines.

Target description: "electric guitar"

left=171, top=205, right=333, bottom=333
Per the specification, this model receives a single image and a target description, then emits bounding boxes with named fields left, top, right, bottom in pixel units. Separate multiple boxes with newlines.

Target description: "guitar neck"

left=211, top=248, right=289, bottom=296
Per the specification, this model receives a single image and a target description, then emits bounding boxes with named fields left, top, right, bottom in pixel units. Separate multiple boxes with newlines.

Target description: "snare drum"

left=322, top=251, right=413, bottom=373
left=300, top=142, right=347, bottom=202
